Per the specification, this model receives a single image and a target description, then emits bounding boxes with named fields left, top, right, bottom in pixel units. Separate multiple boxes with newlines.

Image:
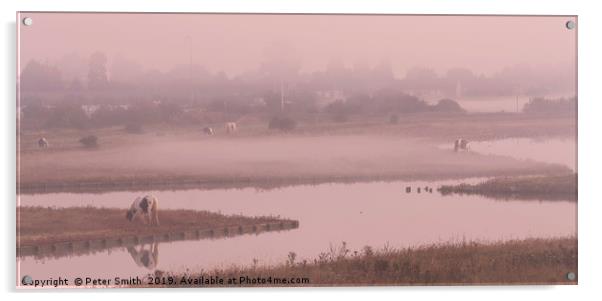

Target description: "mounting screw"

left=566, top=20, right=575, bottom=30
left=22, top=17, right=33, bottom=26
left=566, top=272, right=576, bottom=281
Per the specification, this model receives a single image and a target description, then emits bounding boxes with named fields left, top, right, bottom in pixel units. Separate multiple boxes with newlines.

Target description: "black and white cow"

left=126, top=195, right=160, bottom=226
left=38, top=137, right=49, bottom=149
left=454, top=138, right=470, bottom=152
left=203, top=127, right=214, bottom=135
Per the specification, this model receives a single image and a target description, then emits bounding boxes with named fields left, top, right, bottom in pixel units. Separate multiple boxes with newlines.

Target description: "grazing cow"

left=203, top=127, right=214, bottom=135
left=127, top=242, right=159, bottom=270
left=126, top=195, right=160, bottom=226
left=454, top=138, right=470, bottom=152
left=38, top=137, right=48, bottom=149
left=225, top=122, right=237, bottom=134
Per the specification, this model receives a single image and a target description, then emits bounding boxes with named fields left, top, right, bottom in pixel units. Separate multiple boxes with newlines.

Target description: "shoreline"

left=160, top=237, right=577, bottom=287
left=17, top=207, right=298, bottom=250
left=17, top=167, right=570, bottom=194
left=438, top=174, right=577, bottom=201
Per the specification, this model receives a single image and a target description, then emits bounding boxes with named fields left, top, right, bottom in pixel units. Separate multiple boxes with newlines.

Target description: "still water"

left=439, top=137, right=576, bottom=171
left=18, top=177, right=576, bottom=280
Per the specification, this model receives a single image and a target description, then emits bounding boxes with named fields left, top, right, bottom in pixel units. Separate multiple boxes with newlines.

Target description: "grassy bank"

left=17, top=206, right=294, bottom=247
left=18, top=133, right=571, bottom=194
left=438, top=174, right=577, bottom=201
left=18, top=113, right=576, bottom=153
left=169, top=238, right=576, bottom=286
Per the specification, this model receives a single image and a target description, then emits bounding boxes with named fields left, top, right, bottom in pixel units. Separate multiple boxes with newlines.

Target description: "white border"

left=2, top=1, right=601, bottom=300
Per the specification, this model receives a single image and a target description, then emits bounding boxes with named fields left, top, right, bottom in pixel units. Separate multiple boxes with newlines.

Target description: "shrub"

left=124, top=123, right=144, bottom=134
left=432, top=98, right=465, bottom=113
left=268, top=116, right=297, bottom=131
left=523, top=97, right=576, bottom=115
left=332, top=112, right=349, bottom=123
left=79, top=135, right=98, bottom=148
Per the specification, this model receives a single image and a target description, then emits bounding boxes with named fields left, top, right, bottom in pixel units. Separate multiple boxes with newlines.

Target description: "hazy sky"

left=18, top=13, right=576, bottom=77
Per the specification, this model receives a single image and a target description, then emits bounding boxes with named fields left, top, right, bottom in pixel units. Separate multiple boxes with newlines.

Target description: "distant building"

left=81, top=104, right=101, bottom=118
left=250, top=97, right=267, bottom=108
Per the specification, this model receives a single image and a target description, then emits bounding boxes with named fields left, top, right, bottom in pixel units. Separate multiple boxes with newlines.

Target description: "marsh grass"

left=171, top=238, right=577, bottom=286
left=439, top=174, right=577, bottom=201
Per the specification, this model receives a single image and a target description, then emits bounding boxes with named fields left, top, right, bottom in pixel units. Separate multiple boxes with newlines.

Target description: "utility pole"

left=280, top=80, right=284, bottom=113
left=186, top=35, right=193, bottom=104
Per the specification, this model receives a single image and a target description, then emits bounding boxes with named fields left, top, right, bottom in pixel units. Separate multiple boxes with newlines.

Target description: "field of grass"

left=17, top=206, right=294, bottom=247
left=439, top=174, right=577, bottom=201
left=166, top=237, right=577, bottom=286
left=18, top=112, right=576, bottom=152
left=17, top=113, right=574, bottom=193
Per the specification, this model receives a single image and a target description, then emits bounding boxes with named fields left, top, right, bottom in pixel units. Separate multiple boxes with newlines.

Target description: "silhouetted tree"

left=20, top=60, right=63, bottom=91
left=88, top=52, right=109, bottom=90
left=20, top=103, right=52, bottom=129
left=373, top=89, right=430, bottom=113
left=432, top=99, right=466, bottom=113
left=79, top=135, right=99, bottom=148
left=45, top=102, right=89, bottom=129
left=268, top=116, right=297, bottom=131
left=523, top=97, right=576, bottom=115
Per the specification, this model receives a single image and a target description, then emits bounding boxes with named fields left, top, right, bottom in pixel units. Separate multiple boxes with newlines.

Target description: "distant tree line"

left=325, top=90, right=465, bottom=118
left=20, top=101, right=186, bottom=130
left=522, top=97, right=576, bottom=115
left=19, top=53, right=573, bottom=107
left=19, top=90, right=467, bottom=130
left=18, top=52, right=575, bottom=130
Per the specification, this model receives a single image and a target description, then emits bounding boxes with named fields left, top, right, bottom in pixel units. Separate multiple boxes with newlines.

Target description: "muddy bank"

left=438, top=174, right=577, bottom=201
left=17, top=207, right=297, bottom=249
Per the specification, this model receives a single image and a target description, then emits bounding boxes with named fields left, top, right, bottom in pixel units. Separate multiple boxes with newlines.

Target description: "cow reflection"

left=127, top=242, right=159, bottom=270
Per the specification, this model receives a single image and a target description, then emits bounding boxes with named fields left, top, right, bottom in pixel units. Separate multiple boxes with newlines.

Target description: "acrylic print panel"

left=16, top=12, right=577, bottom=288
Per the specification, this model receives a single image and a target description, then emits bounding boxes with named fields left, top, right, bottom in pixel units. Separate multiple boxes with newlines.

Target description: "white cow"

left=454, top=138, right=470, bottom=152
left=225, top=122, right=237, bottom=134
left=126, top=195, right=160, bottom=226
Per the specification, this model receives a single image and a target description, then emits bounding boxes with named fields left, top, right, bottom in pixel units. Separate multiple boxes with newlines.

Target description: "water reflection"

left=127, top=242, right=159, bottom=270
left=469, top=138, right=576, bottom=171
left=18, top=219, right=299, bottom=260
left=18, top=179, right=576, bottom=280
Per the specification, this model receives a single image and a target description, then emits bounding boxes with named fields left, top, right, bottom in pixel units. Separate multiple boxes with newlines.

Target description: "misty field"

left=167, top=237, right=577, bottom=286
left=18, top=113, right=574, bottom=192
